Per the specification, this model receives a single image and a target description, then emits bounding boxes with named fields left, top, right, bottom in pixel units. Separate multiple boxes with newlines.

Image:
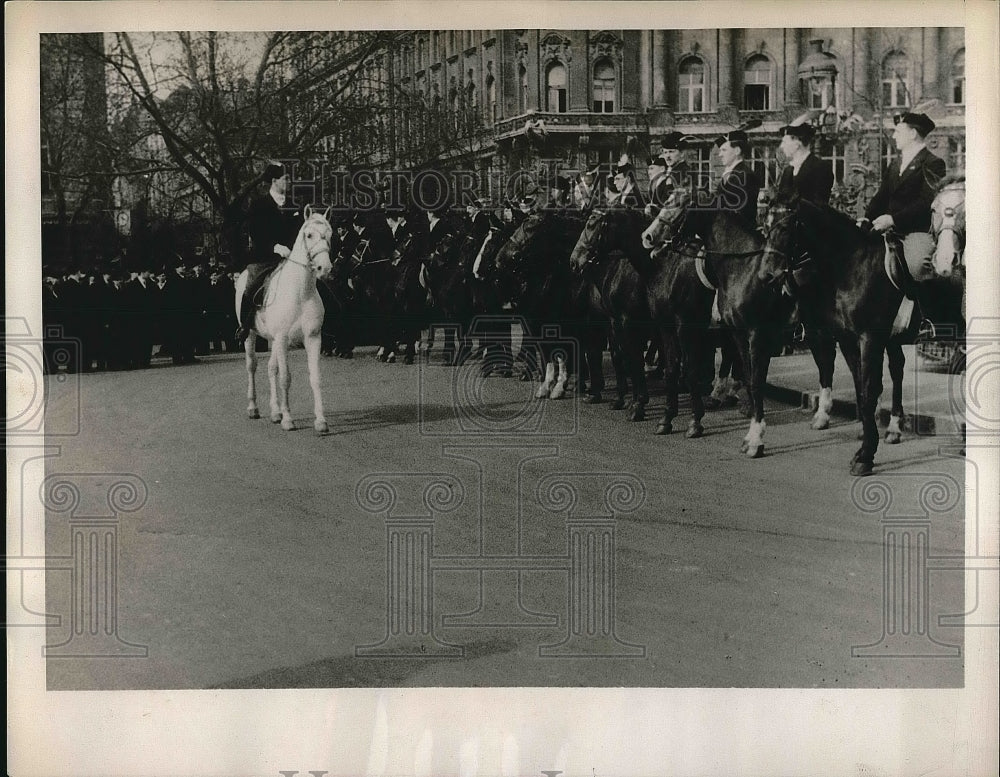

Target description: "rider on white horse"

left=236, top=161, right=303, bottom=344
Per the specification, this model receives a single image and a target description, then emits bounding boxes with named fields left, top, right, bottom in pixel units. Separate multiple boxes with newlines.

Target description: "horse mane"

left=797, top=198, right=873, bottom=256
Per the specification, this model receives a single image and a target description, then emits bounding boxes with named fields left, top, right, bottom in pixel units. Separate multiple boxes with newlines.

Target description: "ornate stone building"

left=370, top=27, right=965, bottom=210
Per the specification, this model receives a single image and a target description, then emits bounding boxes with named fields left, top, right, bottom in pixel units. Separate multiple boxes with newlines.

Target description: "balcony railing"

left=494, top=110, right=647, bottom=140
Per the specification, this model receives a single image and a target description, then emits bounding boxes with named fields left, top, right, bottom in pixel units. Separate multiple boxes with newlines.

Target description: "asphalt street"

left=40, top=345, right=966, bottom=689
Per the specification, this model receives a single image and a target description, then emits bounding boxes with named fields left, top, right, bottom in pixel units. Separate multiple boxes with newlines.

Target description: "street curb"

left=763, top=382, right=961, bottom=437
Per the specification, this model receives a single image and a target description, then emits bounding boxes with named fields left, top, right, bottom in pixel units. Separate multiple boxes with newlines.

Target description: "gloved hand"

left=273, top=244, right=291, bottom=259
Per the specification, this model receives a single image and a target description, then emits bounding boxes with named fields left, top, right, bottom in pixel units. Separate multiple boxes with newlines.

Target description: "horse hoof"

left=655, top=422, right=672, bottom=435
left=629, top=407, right=645, bottom=422
left=740, top=438, right=750, bottom=453
left=519, top=371, right=532, bottom=382
left=811, top=416, right=830, bottom=431
left=315, top=420, right=329, bottom=434
left=584, top=393, right=603, bottom=404
left=550, top=386, right=566, bottom=400
left=610, top=398, right=626, bottom=411
left=686, top=422, right=704, bottom=439
left=386, top=353, right=396, bottom=364
left=403, top=355, right=414, bottom=365
left=747, top=444, right=764, bottom=459
left=281, top=419, right=296, bottom=431
left=535, top=387, right=551, bottom=399
left=885, top=431, right=902, bottom=445
left=270, top=413, right=282, bottom=424
left=851, top=460, right=874, bottom=477
left=248, top=409, right=260, bottom=420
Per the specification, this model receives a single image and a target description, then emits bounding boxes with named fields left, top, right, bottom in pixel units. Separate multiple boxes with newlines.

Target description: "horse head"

left=930, top=180, right=965, bottom=278
left=494, top=210, right=548, bottom=278
left=642, top=186, right=693, bottom=250
left=569, top=208, right=610, bottom=274
left=757, top=200, right=798, bottom=285
left=295, top=205, right=334, bottom=280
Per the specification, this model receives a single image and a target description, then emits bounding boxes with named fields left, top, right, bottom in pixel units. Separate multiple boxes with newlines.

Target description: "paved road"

left=40, top=346, right=966, bottom=689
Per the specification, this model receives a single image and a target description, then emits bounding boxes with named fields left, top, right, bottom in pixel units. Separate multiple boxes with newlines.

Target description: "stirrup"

left=917, top=318, right=937, bottom=340
left=792, top=323, right=807, bottom=343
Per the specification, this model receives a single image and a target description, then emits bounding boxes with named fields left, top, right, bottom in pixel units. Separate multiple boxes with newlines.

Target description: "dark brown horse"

left=583, top=203, right=717, bottom=436
left=493, top=210, right=606, bottom=400
left=643, top=188, right=820, bottom=457
left=569, top=206, right=659, bottom=422
left=759, top=198, right=946, bottom=475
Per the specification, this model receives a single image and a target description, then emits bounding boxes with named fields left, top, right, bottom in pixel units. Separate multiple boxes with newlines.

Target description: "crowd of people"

left=42, top=259, right=241, bottom=373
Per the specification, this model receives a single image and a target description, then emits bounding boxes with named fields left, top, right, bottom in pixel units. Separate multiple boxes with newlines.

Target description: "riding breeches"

left=244, top=262, right=278, bottom=307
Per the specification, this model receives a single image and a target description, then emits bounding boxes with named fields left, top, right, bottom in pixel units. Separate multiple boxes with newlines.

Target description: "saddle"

left=690, top=247, right=724, bottom=325
left=883, top=232, right=935, bottom=297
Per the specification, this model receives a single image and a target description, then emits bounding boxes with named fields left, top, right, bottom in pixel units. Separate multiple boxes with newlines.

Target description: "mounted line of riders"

left=234, top=110, right=965, bottom=476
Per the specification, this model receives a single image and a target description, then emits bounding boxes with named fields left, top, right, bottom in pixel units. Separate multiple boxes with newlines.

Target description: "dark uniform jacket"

left=651, top=160, right=694, bottom=207
left=775, top=154, right=834, bottom=207
left=467, top=211, right=491, bottom=244
left=613, top=182, right=647, bottom=210
left=865, top=146, right=946, bottom=233
left=715, top=159, right=761, bottom=230
left=246, top=193, right=303, bottom=267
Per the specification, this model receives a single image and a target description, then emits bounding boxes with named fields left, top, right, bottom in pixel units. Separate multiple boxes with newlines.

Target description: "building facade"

left=362, top=27, right=965, bottom=212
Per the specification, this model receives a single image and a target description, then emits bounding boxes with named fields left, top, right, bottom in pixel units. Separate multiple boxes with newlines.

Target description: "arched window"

left=592, top=59, right=615, bottom=113
left=950, top=49, right=965, bottom=105
left=518, top=65, right=529, bottom=113
left=743, top=54, right=772, bottom=111
left=546, top=62, right=567, bottom=113
left=882, top=51, right=911, bottom=109
left=678, top=56, right=706, bottom=113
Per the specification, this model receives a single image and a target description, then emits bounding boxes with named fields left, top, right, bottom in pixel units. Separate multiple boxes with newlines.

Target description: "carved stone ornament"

left=590, top=30, right=624, bottom=63
left=515, top=36, right=529, bottom=67
left=541, top=32, right=573, bottom=65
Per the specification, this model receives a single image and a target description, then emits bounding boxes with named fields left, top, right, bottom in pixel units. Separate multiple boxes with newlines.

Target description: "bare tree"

left=60, top=31, right=395, bottom=261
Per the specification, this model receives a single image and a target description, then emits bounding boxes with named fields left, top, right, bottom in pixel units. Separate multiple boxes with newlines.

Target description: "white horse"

left=235, top=206, right=334, bottom=433
left=931, top=177, right=965, bottom=280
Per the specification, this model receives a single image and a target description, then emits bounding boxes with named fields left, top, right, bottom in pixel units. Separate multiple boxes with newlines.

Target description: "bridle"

left=757, top=206, right=809, bottom=290
left=575, top=209, right=610, bottom=272
left=285, top=216, right=333, bottom=273
left=650, top=197, right=763, bottom=261
left=930, top=184, right=966, bottom=266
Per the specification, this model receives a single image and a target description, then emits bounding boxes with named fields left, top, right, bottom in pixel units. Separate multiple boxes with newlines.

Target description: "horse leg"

left=536, top=357, right=555, bottom=399
left=730, top=332, right=757, bottom=454
left=245, top=331, right=260, bottom=419
left=272, top=335, right=295, bottom=431
left=884, top=340, right=905, bottom=444
left=808, top=332, right=837, bottom=430
left=623, top=325, right=648, bottom=422
left=550, top=353, right=569, bottom=399
left=854, top=333, right=886, bottom=475
left=304, top=330, right=328, bottom=434
left=608, top=330, right=628, bottom=410
left=583, top=325, right=605, bottom=403
left=656, top=326, right=680, bottom=434
left=680, top=323, right=706, bottom=439
left=741, top=329, right=772, bottom=459
left=841, top=334, right=883, bottom=475
left=267, top=346, right=281, bottom=423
